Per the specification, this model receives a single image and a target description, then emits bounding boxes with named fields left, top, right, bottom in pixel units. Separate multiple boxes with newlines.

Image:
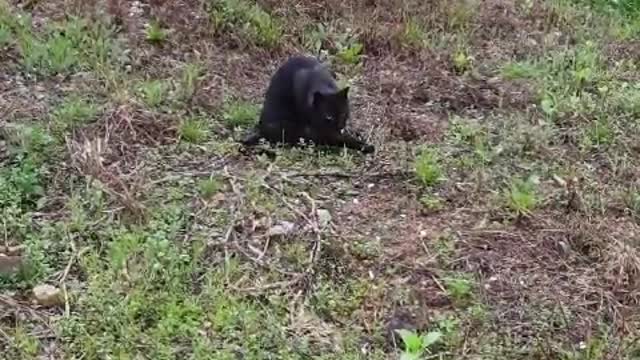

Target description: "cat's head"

left=312, top=87, right=350, bottom=130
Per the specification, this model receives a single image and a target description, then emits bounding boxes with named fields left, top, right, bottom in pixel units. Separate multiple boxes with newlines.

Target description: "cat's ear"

left=337, top=86, right=349, bottom=99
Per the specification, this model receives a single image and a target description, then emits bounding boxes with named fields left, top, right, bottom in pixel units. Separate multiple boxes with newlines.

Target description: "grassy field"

left=1, top=0, right=640, bottom=358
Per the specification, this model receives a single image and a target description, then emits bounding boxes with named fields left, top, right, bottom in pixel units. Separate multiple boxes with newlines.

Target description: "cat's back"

left=265, top=56, right=321, bottom=96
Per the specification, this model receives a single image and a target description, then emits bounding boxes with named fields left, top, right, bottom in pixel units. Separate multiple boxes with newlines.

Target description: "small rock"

left=32, top=284, right=63, bottom=307
left=267, top=221, right=295, bottom=237
left=317, top=209, right=332, bottom=228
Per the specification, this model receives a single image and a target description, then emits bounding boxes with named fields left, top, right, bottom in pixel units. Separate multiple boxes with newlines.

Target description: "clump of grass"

left=179, top=118, right=209, bottom=144
left=179, top=63, right=203, bottom=101
left=302, top=23, right=329, bottom=54
left=145, top=20, right=168, bottom=44
left=52, top=96, right=99, bottom=133
left=336, top=40, right=363, bottom=66
left=209, top=0, right=282, bottom=48
left=452, top=48, right=472, bottom=74
left=420, top=194, right=443, bottom=212
left=501, top=61, right=544, bottom=80
left=415, top=148, right=442, bottom=187
left=198, top=177, right=221, bottom=199
left=4, top=124, right=55, bottom=162
left=244, top=5, right=282, bottom=48
left=222, top=99, right=259, bottom=128
left=19, top=32, right=78, bottom=75
left=504, top=176, right=539, bottom=217
left=445, top=0, right=478, bottom=31
left=443, top=275, right=474, bottom=304
left=13, top=16, right=123, bottom=76
left=581, top=117, right=615, bottom=150
left=138, top=80, right=170, bottom=107
left=0, top=22, right=11, bottom=46
left=399, top=17, right=426, bottom=49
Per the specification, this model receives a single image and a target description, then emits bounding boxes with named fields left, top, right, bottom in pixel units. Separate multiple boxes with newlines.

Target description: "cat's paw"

left=361, top=144, right=375, bottom=154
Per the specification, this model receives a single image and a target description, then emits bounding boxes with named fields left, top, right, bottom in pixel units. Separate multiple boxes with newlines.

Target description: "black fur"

left=241, top=56, right=374, bottom=154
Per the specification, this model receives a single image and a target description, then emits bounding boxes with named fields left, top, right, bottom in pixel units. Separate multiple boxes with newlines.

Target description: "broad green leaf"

left=396, top=329, right=422, bottom=353
left=421, top=331, right=443, bottom=348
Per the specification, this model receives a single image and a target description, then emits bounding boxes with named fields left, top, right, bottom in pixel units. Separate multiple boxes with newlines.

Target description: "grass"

left=221, top=99, right=259, bottom=128
left=399, top=17, right=427, bottom=49
left=179, top=117, right=209, bottom=144
left=505, top=176, right=539, bottom=217
left=52, top=96, right=99, bottom=134
left=414, top=148, right=442, bottom=187
left=209, top=0, right=283, bottom=48
left=138, top=80, right=171, bottom=107
left=179, top=63, right=203, bottom=101
left=145, top=20, right=168, bottom=43
left=2, top=0, right=640, bottom=358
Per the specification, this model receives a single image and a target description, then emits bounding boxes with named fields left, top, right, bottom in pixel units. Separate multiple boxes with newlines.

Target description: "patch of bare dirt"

left=459, top=214, right=640, bottom=345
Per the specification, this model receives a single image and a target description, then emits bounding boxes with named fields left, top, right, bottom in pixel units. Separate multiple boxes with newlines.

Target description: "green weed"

left=209, top=0, right=282, bottom=48
left=4, top=124, right=55, bottom=162
left=453, top=48, right=472, bottom=73
left=415, top=148, right=442, bottom=187
left=222, top=99, right=259, bottom=128
left=198, top=177, right=222, bottom=199
left=303, top=23, right=329, bottom=54
left=445, top=0, right=478, bottom=31
left=15, top=17, right=123, bottom=76
left=52, top=96, right=99, bottom=133
left=399, top=18, right=426, bottom=49
left=501, top=61, right=544, bottom=80
left=336, top=41, right=363, bottom=66
left=244, top=5, right=282, bottom=48
left=505, top=176, right=539, bottom=216
left=581, top=117, right=615, bottom=150
left=179, top=118, right=209, bottom=144
left=443, top=275, right=474, bottom=303
left=7, top=325, right=39, bottom=359
left=420, top=194, right=444, bottom=212
left=396, top=329, right=442, bottom=359
left=0, top=22, right=11, bottom=46
left=145, top=20, right=168, bottom=43
left=559, top=334, right=606, bottom=360
left=138, top=80, right=170, bottom=107
left=179, top=63, right=203, bottom=101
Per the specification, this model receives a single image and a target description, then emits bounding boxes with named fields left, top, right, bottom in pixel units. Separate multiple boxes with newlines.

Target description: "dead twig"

left=58, top=235, right=90, bottom=318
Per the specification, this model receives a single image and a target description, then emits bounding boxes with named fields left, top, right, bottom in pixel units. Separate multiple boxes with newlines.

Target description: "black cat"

left=241, top=56, right=374, bottom=154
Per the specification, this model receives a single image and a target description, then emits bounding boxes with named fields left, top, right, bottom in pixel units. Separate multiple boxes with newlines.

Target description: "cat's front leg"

left=333, top=131, right=375, bottom=154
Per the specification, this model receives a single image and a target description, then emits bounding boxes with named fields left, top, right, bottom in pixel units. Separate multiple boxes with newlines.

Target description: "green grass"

left=138, top=80, right=171, bottom=107
left=334, top=32, right=364, bottom=66
left=415, top=148, right=443, bottom=187
left=504, top=176, right=539, bottom=217
left=221, top=99, right=259, bottom=128
left=399, top=18, right=427, bottom=49
left=3, top=0, right=640, bottom=358
left=7, top=16, right=123, bottom=76
left=501, top=61, right=545, bottom=80
left=198, top=177, right=222, bottom=199
left=145, top=20, right=168, bottom=43
left=52, top=96, right=99, bottom=134
left=209, top=0, right=283, bottom=48
left=179, top=63, right=203, bottom=101
left=179, top=117, right=209, bottom=144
